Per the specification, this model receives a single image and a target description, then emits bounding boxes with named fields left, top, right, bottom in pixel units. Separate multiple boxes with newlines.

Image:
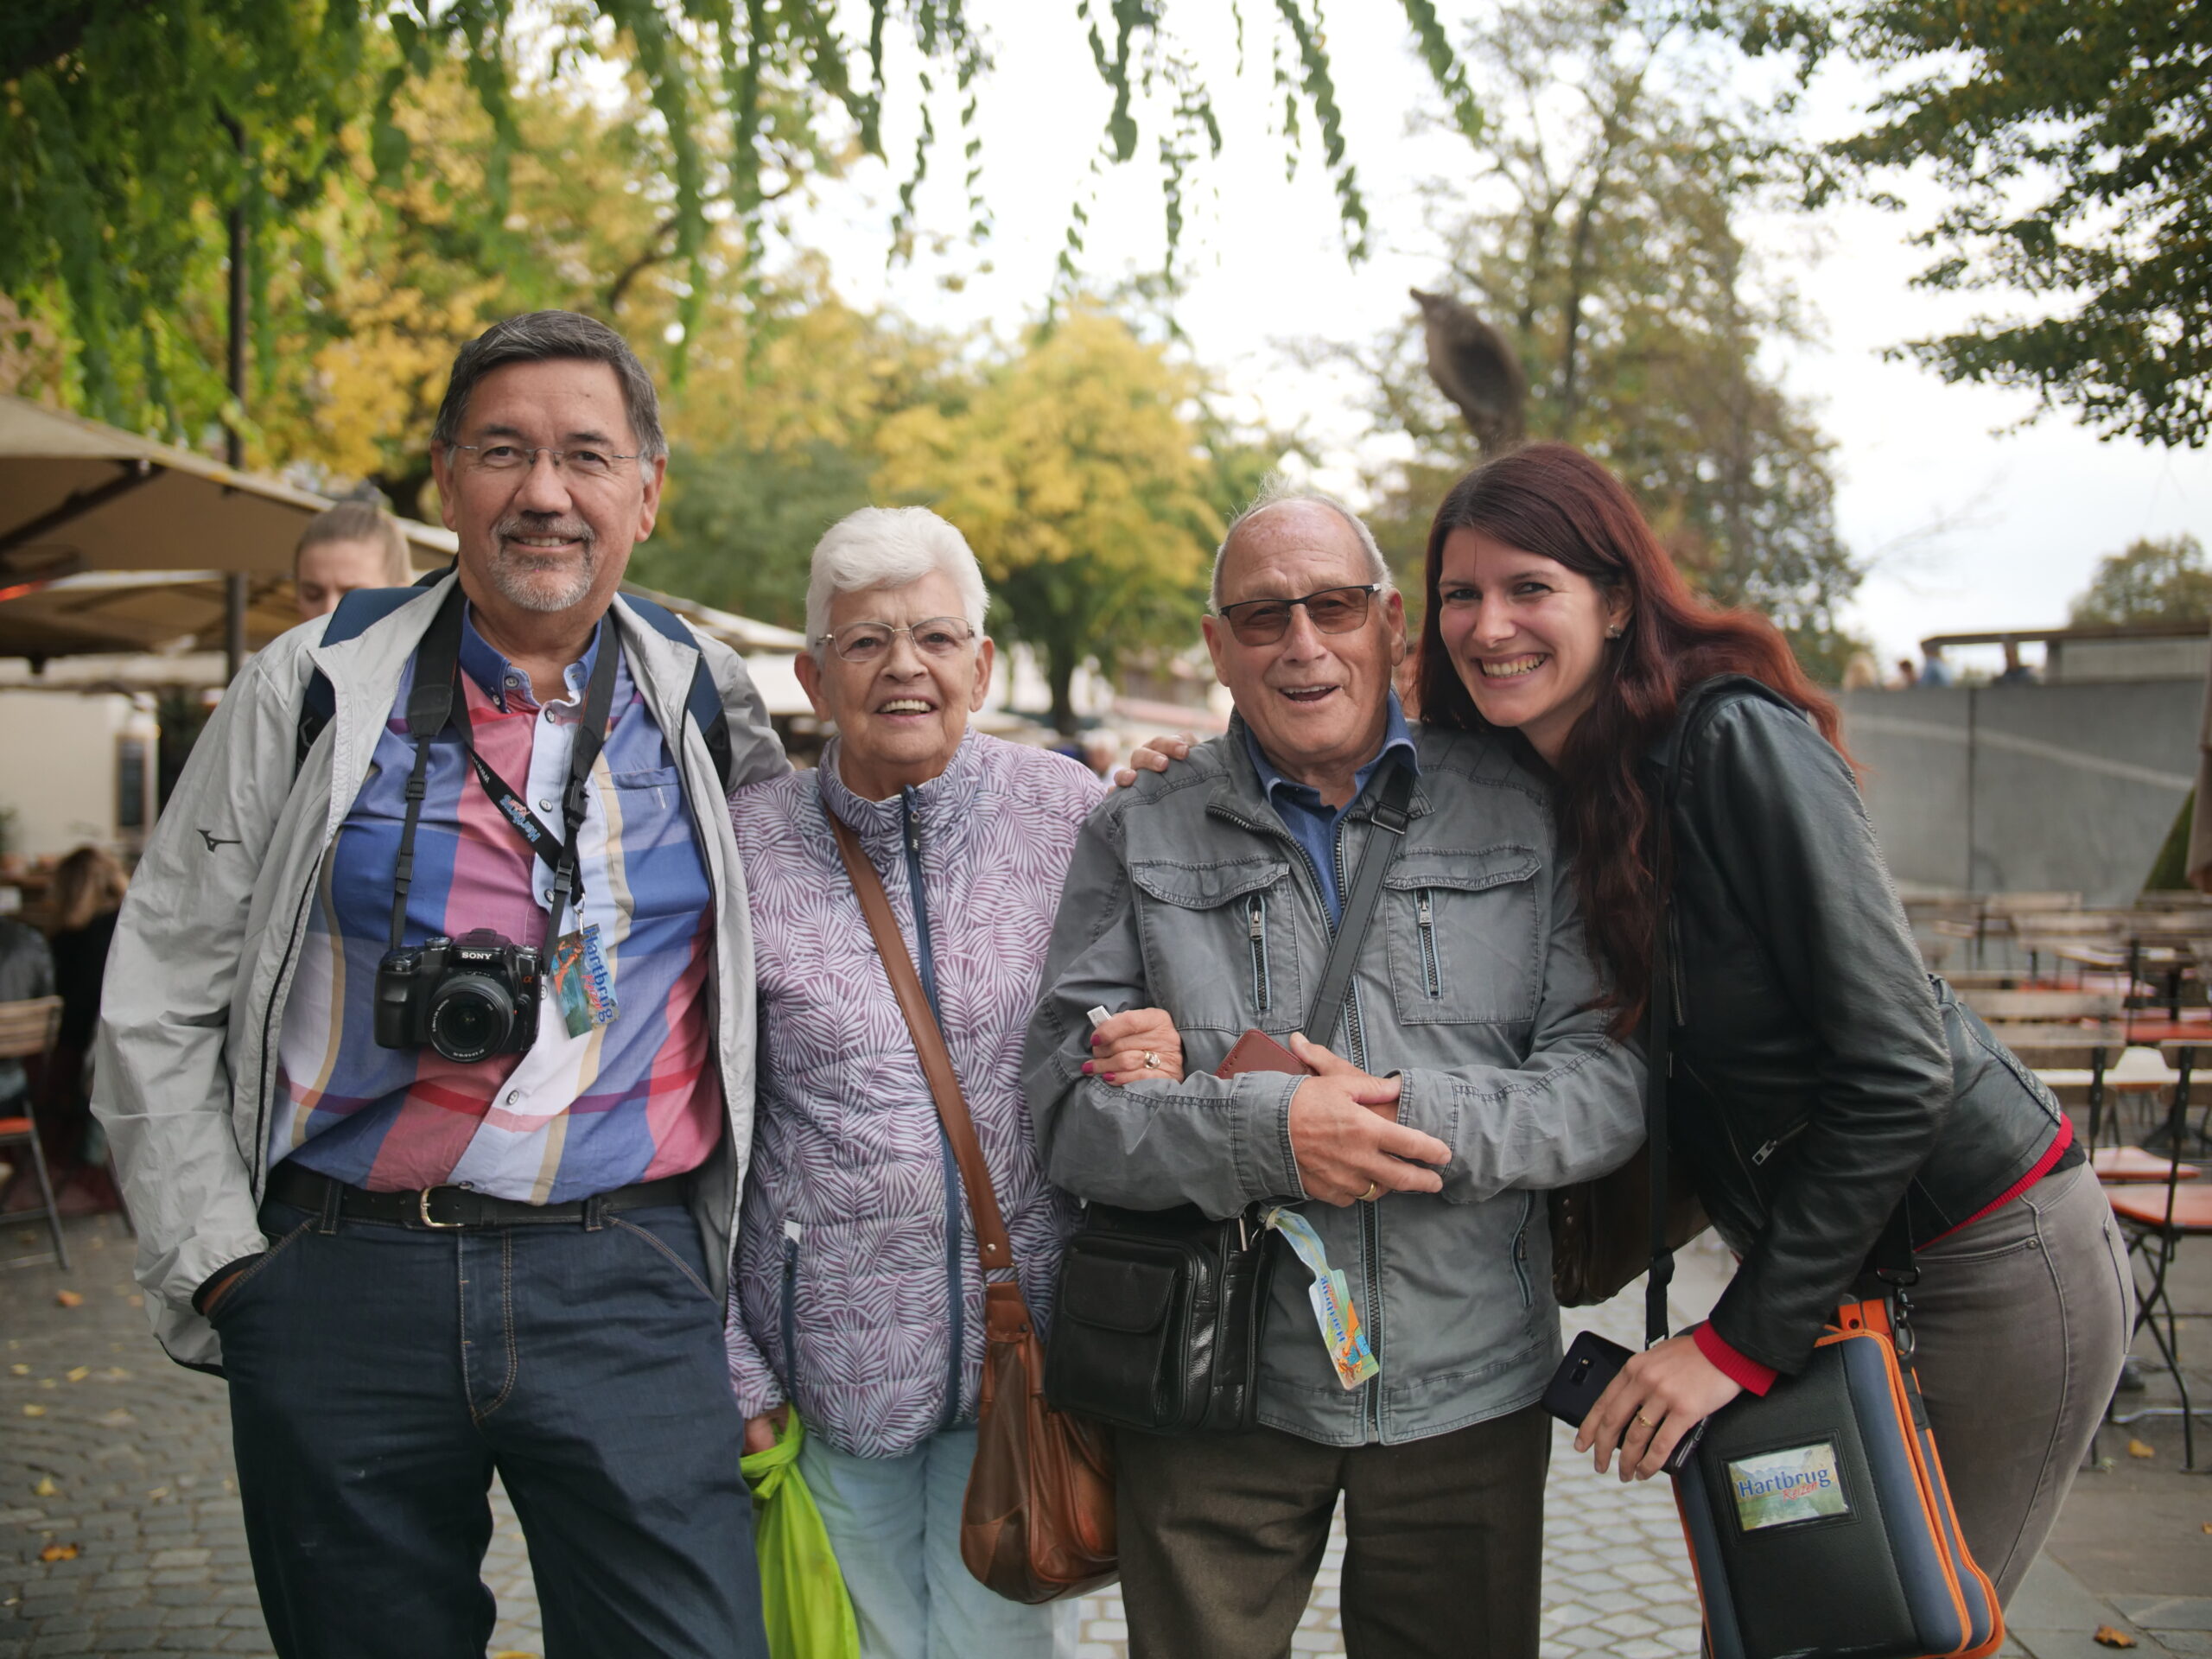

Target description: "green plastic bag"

left=741, top=1410, right=861, bottom=1659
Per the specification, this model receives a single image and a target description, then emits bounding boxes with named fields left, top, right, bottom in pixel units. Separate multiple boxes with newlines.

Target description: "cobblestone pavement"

left=8, top=1215, right=2208, bottom=1658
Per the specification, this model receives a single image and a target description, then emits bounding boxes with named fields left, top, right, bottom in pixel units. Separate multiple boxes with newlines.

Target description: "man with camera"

left=93, top=312, right=786, bottom=1657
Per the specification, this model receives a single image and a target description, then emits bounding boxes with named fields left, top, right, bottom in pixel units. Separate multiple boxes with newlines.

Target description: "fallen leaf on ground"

left=53, top=1290, right=81, bottom=1308
left=2127, top=1439, right=2158, bottom=1459
left=124, top=1294, right=142, bottom=1307
left=21, top=1404, right=45, bottom=1417
left=99, top=1409, right=134, bottom=1427
left=2202, top=1522, right=2211, bottom=1534
left=37, top=1542, right=79, bottom=1562
left=63, top=1366, right=87, bottom=1382
left=143, top=1486, right=168, bottom=1500
left=8, top=1363, right=25, bottom=1376
left=31, top=1477, right=54, bottom=1497
left=2094, top=1627, right=2137, bottom=1649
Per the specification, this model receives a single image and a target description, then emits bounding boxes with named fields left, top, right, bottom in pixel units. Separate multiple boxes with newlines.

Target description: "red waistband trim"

left=1926, top=1115, right=2074, bottom=1244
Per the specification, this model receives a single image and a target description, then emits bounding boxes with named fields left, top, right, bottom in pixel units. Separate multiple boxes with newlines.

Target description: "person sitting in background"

left=728, top=506, right=1106, bottom=1659
left=1892, top=658, right=1919, bottom=688
left=0, top=893, right=56, bottom=1211
left=40, top=845, right=130, bottom=1211
left=293, top=499, right=413, bottom=619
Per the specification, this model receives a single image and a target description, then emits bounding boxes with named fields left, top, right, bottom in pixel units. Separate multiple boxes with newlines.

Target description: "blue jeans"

left=214, top=1196, right=769, bottom=1659
left=799, top=1425, right=1055, bottom=1659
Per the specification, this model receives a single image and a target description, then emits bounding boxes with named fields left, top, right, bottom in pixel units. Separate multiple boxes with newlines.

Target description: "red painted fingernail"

left=1081, top=1061, right=1095, bottom=1076
left=1103, top=1072, right=1118, bottom=1084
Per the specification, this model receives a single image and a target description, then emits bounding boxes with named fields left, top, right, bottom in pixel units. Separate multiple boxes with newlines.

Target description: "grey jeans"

left=1909, top=1160, right=2133, bottom=1605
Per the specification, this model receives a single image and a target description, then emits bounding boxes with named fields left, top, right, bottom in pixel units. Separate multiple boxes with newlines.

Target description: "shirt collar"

left=457, top=602, right=601, bottom=712
left=1243, top=690, right=1418, bottom=811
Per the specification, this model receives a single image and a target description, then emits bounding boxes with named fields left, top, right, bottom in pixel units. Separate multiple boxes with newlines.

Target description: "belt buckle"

left=417, top=1186, right=466, bottom=1230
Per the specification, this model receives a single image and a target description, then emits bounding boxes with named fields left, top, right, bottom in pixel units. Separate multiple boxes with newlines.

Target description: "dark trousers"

left=213, top=1196, right=769, bottom=1659
left=1114, top=1404, right=1550, bottom=1659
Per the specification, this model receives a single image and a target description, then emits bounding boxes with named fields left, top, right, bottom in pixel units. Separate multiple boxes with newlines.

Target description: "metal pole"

left=222, top=115, right=249, bottom=683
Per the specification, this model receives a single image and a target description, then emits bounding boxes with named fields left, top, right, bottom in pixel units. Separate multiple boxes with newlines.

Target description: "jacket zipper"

left=1510, top=1191, right=1534, bottom=1306
left=251, top=870, right=325, bottom=1192
left=779, top=1218, right=803, bottom=1400
left=1329, top=810, right=1387, bottom=1441
left=1751, top=1121, right=1809, bottom=1166
left=901, top=788, right=966, bottom=1432
left=1247, top=895, right=1272, bottom=1014
left=1416, top=890, right=1440, bottom=999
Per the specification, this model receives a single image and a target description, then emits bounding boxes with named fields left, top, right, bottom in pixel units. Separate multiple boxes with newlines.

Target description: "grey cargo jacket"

left=92, top=575, right=789, bottom=1370
left=1024, top=717, right=1644, bottom=1446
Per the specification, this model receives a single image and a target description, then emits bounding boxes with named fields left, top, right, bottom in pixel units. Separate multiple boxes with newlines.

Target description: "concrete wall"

left=1842, top=682, right=2200, bottom=903
left=0, top=690, right=159, bottom=859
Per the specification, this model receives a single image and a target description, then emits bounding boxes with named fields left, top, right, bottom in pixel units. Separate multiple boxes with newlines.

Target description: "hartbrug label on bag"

left=1726, top=1441, right=1851, bottom=1531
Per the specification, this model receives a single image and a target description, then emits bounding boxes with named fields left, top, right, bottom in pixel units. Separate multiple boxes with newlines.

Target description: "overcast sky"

left=780, top=3, right=2212, bottom=672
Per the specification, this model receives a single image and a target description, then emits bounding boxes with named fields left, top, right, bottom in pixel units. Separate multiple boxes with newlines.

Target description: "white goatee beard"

left=486, top=521, right=599, bottom=613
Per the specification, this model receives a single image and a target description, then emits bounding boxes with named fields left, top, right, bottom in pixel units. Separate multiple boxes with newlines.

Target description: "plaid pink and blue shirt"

left=270, top=606, right=723, bottom=1201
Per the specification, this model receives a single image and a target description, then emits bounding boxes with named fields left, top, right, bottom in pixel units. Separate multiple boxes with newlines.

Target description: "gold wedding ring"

left=1360, top=1179, right=1379, bottom=1202
left=1635, top=1412, right=1656, bottom=1428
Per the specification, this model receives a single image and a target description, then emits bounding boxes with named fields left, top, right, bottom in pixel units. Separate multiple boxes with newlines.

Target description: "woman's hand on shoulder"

left=1575, top=1332, right=1743, bottom=1481
left=1112, top=731, right=1197, bottom=788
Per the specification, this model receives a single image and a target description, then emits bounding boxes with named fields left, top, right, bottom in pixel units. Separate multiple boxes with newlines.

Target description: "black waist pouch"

left=1673, top=1301, right=2000, bottom=1659
left=1044, top=1203, right=1274, bottom=1434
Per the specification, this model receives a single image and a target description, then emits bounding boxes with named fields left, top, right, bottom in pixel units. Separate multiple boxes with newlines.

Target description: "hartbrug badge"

left=550, top=923, right=620, bottom=1039
left=1262, top=1207, right=1381, bottom=1390
left=1726, top=1441, right=1851, bottom=1531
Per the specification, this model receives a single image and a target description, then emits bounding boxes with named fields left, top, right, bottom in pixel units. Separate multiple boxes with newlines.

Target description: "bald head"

left=1210, top=485, right=1389, bottom=609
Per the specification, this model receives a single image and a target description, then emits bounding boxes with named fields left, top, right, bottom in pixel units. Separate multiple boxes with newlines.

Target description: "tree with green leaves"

left=1333, top=0, right=1864, bottom=681
left=2069, top=532, right=2212, bottom=627
left=3, top=0, right=1490, bottom=442
left=874, top=305, right=1230, bottom=733
left=1744, top=0, right=2211, bottom=447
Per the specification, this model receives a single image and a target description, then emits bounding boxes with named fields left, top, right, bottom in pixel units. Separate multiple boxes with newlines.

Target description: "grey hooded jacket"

left=92, top=575, right=788, bottom=1370
left=1023, top=717, right=1644, bottom=1446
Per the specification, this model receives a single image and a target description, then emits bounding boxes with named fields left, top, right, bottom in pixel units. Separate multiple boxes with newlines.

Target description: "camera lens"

left=428, top=974, right=517, bottom=1064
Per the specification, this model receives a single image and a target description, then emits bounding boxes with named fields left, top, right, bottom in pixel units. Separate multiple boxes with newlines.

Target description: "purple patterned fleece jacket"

left=726, top=731, right=1106, bottom=1458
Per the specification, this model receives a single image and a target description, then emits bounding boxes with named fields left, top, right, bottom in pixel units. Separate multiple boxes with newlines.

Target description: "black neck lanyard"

left=387, top=588, right=621, bottom=957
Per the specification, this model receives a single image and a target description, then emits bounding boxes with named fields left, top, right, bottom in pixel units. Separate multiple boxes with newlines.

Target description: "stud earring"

left=1605, top=625, right=1624, bottom=639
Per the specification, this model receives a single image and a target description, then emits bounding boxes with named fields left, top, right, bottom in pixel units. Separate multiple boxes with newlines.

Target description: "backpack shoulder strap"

left=618, top=593, right=735, bottom=793
left=296, top=581, right=438, bottom=773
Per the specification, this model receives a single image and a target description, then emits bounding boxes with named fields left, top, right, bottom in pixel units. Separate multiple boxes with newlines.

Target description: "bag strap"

left=296, top=567, right=449, bottom=772
left=1302, top=760, right=1414, bottom=1044
left=829, top=813, right=1016, bottom=1278
left=617, top=592, right=736, bottom=792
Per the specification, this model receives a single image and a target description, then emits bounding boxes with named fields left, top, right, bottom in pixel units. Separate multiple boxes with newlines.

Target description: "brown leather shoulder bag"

left=830, top=814, right=1119, bottom=1604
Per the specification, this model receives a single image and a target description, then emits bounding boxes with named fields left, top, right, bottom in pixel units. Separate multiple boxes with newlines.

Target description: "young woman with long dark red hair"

left=1414, top=442, right=2128, bottom=1605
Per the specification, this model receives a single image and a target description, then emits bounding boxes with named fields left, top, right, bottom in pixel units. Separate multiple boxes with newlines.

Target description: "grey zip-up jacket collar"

left=92, top=575, right=789, bottom=1370
left=1023, top=716, right=1644, bottom=1446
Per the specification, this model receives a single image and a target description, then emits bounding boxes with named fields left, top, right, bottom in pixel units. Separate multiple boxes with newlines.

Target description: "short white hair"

left=805, top=506, right=989, bottom=654
left=1210, top=475, right=1393, bottom=609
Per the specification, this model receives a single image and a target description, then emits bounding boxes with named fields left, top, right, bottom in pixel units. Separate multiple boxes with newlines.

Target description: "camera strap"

left=385, top=587, right=622, bottom=958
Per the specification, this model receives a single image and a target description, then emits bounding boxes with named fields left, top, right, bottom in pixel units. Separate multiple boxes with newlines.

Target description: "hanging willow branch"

left=2, top=0, right=1483, bottom=425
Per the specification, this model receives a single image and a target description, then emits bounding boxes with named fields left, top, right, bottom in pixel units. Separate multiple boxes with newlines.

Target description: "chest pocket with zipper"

left=1129, top=856, right=1303, bottom=1038
left=1382, top=846, right=1543, bottom=1026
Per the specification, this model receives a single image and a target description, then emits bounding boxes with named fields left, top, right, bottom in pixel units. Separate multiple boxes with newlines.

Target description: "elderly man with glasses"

left=1024, top=481, right=1643, bottom=1659
left=95, top=311, right=787, bottom=1657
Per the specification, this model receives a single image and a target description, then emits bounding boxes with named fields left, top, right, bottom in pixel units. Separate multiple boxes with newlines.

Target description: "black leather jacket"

left=1659, top=677, right=2065, bottom=1376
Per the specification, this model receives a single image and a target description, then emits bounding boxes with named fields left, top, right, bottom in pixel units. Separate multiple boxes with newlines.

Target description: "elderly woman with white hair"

left=726, top=506, right=1108, bottom=1657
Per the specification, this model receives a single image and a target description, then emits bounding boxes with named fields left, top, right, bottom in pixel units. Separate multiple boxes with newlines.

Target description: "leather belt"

left=265, top=1161, right=692, bottom=1230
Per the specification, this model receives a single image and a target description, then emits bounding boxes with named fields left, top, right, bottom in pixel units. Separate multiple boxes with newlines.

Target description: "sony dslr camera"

left=374, top=928, right=543, bottom=1064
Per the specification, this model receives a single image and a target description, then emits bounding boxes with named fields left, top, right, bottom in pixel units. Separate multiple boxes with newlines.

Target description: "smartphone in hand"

left=1541, top=1330, right=1706, bottom=1474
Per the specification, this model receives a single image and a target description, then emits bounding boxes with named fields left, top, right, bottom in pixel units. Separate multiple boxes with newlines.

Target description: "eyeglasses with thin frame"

left=1213, top=583, right=1382, bottom=646
left=447, top=442, right=642, bottom=483
left=818, top=616, right=978, bottom=664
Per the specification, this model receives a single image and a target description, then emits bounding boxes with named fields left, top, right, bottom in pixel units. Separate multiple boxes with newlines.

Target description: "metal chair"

left=2105, top=1040, right=2212, bottom=1471
left=0, top=995, right=68, bottom=1270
